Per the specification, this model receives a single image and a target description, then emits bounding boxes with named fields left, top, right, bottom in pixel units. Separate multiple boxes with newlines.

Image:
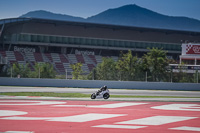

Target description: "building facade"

left=0, top=18, right=200, bottom=75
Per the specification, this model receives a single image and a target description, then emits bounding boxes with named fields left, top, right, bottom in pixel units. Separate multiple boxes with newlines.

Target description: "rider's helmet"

left=103, top=85, right=107, bottom=90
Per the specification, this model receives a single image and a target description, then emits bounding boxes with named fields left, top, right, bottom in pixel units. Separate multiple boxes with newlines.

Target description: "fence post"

left=170, top=69, right=173, bottom=83
left=145, top=71, right=147, bottom=82
left=197, top=70, right=199, bottom=83
left=39, top=67, right=40, bottom=79
left=66, top=69, right=68, bottom=79
left=11, top=66, right=13, bottom=78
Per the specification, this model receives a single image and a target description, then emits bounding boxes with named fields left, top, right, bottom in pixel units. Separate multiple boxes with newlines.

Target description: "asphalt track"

left=1, top=86, right=200, bottom=102
left=0, top=100, right=200, bottom=133
left=0, top=86, right=200, bottom=132
left=1, top=86, right=200, bottom=97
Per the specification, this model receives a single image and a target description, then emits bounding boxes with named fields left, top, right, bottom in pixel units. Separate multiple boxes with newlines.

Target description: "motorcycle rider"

left=97, top=85, right=107, bottom=95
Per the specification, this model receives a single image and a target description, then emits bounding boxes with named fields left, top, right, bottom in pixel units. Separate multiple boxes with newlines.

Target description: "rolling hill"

left=20, top=4, right=200, bottom=32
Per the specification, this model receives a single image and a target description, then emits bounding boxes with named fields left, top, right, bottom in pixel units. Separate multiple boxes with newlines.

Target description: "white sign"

left=75, top=49, right=94, bottom=55
left=14, top=46, right=36, bottom=53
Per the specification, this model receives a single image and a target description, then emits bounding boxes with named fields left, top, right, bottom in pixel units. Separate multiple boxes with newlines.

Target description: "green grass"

left=0, top=92, right=90, bottom=98
left=111, top=95, right=200, bottom=98
left=0, top=92, right=200, bottom=98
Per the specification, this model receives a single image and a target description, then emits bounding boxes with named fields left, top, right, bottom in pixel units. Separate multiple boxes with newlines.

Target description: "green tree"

left=70, top=63, right=83, bottom=79
left=141, top=48, right=169, bottom=81
left=0, top=64, right=9, bottom=77
left=9, top=63, right=31, bottom=78
left=116, top=50, right=138, bottom=81
left=172, top=64, right=195, bottom=83
left=30, top=63, right=56, bottom=78
left=95, top=57, right=117, bottom=80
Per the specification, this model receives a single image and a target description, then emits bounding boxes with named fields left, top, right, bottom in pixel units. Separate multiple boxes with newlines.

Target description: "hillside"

left=20, top=10, right=85, bottom=22
left=20, top=4, right=200, bottom=32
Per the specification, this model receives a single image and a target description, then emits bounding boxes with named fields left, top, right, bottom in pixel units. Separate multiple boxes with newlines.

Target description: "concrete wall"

left=0, top=77, right=199, bottom=91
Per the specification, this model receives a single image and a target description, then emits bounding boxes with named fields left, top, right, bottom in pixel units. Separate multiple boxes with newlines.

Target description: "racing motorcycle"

left=91, top=89, right=110, bottom=99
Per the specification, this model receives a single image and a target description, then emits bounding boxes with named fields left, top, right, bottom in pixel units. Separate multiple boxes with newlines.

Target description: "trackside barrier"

left=0, top=77, right=199, bottom=91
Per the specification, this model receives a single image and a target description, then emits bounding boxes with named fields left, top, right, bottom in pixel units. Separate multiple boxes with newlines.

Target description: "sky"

left=0, top=0, right=200, bottom=20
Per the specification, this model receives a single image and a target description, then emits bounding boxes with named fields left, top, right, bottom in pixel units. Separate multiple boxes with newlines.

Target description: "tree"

left=116, top=50, right=138, bottom=81
left=70, top=63, right=83, bottom=79
left=30, top=63, right=56, bottom=78
left=10, top=63, right=31, bottom=78
left=172, top=63, right=195, bottom=83
left=95, top=57, right=117, bottom=80
left=141, top=48, right=169, bottom=81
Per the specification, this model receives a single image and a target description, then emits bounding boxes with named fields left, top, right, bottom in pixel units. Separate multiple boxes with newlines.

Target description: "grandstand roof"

left=1, top=17, right=200, bottom=36
left=1, top=18, right=200, bottom=54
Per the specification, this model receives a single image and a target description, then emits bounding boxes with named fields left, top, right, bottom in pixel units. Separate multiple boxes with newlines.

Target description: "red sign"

left=186, top=45, right=200, bottom=54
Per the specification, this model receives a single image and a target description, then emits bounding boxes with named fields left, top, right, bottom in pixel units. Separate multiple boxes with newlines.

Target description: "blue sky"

left=0, top=0, right=200, bottom=20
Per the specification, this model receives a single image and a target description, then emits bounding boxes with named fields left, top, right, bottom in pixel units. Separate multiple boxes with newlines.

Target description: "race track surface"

left=1, top=86, right=200, bottom=97
left=0, top=100, right=200, bottom=133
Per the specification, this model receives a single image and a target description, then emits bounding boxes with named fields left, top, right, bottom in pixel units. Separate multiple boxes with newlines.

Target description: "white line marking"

left=88, top=102, right=148, bottom=108
left=0, top=110, right=27, bottom=117
left=1, top=113, right=126, bottom=123
left=48, top=113, right=126, bottom=122
left=54, top=102, right=147, bottom=108
left=5, top=131, right=34, bottom=133
left=0, top=116, right=50, bottom=120
left=170, top=126, right=200, bottom=131
left=54, top=105, right=87, bottom=107
left=151, top=104, right=200, bottom=111
left=92, top=124, right=147, bottom=129
left=0, top=100, right=66, bottom=105
left=116, top=116, right=197, bottom=125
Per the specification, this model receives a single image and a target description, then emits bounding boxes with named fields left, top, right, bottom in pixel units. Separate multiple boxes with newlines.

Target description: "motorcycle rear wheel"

left=91, top=93, right=96, bottom=99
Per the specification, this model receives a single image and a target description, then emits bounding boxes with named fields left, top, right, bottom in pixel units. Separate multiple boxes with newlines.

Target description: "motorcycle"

left=91, top=89, right=110, bottom=99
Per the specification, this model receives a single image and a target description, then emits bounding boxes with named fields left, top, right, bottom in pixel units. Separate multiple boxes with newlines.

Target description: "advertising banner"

left=182, top=43, right=200, bottom=55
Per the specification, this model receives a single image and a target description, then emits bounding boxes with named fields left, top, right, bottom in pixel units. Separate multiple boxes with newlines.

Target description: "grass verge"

left=0, top=92, right=200, bottom=98
left=0, top=92, right=90, bottom=98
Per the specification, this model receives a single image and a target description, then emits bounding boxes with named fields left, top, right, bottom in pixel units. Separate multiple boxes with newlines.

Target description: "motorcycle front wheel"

left=103, top=93, right=110, bottom=99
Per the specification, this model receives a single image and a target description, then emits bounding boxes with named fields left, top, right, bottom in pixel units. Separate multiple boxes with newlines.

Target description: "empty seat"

left=34, top=53, right=43, bottom=62
left=14, top=51, right=24, bottom=61
left=44, top=53, right=53, bottom=62
left=59, top=54, right=69, bottom=63
left=76, top=54, right=85, bottom=63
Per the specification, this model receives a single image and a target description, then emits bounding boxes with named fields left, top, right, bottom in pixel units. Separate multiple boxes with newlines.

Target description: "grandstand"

left=0, top=18, right=200, bottom=77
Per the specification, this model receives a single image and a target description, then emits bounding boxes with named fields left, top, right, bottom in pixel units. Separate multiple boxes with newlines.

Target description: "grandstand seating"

left=0, top=50, right=115, bottom=76
left=0, top=51, right=6, bottom=57
left=55, top=62, right=65, bottom=73
left=51, top=53, right=61, bottom=62
left=68, top=54, right=78, bottom=64
left=111, top=56, right=119, bottom=62
left=14, top=51, right=24, bottom=61
left=95, top=55, right=102, bottom=64
left=6, top=51, right=16, bottom=61
left=88, top=55, right=97, bottom=64
left=44, top=53, right=53, bottom=62
left=33, top=53, right=43, bottom=62
left=63, top=63, right=73, bottom=74
left=75, top=54, right=85, bottom=64
left=87, top=64, right=95, bottom=71
left=59, top=54, right=69, bottom=63
left=25, top=52, right=35, bottom=62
